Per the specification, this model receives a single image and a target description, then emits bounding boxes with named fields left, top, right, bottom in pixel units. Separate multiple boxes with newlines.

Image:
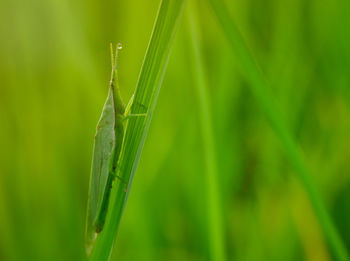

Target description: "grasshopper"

left=85, top=43, right=145, bottom=256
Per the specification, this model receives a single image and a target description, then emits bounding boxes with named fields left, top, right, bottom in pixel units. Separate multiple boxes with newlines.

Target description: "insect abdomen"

left=94, top=118, right=125, bottom=233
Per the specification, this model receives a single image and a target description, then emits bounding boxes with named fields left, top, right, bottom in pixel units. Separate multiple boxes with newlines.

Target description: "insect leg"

left=113, top=169, right=128, bottom=193
left=124, top=94, right=135, bottom=116
left=123, top=96, right=147, bottom=121
left=134, top=101, right=148, bottom=111
left=111, top=163, right=128, bottom=185
left=124, top=94, right=148, bottom=116
left=123, top=113, right=147, bottom=119
left=115, top=175, right=127, bottom=185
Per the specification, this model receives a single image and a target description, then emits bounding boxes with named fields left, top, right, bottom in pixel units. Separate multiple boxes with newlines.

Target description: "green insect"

left=85, top=43, right=145, bottom=256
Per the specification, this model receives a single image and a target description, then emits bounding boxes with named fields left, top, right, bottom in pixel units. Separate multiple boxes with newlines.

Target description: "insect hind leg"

left=115, top=174, right=127, bottom=185
left=124, top=94, right=148, bottom=116
left=111, top=164, right=128, bottom=192
left=134, top=100, right=148, bottom=111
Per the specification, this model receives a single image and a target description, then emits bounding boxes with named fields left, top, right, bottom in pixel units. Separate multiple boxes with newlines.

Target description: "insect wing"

left=85, top=88, right=116, bottom=255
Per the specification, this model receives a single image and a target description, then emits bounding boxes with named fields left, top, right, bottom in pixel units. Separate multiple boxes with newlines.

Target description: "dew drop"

left=117, top=43, right=123, bottom=50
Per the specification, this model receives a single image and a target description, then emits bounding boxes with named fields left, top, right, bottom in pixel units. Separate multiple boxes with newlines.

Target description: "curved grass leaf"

left=187, top=2, right=226, bottom=260
left=207, top=0, right=350, bottom=260
left=88, top=0, right=186, bottom=260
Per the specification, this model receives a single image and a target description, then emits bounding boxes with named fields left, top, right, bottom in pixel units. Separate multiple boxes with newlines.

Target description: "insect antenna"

left=110, top=43, right=115, bottom=71
left=109, top=42, right=122, bottom=76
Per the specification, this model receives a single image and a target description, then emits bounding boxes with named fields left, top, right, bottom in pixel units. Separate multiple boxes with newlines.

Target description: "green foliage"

left=187, top=2, right=226, bottom=260
left=89, top=0, right=186, bottom=260
left=0, top=0, right=350, bottom=260
left=208, top=0, right=349, bottom=260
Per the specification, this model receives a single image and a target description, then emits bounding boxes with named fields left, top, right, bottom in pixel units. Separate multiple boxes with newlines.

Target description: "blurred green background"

left=1, top=0, right=350, bottom=260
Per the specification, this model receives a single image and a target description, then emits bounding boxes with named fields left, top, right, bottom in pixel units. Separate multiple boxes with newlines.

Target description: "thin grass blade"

left=207, top=0, right=350, bottom=260
left=187, top=2, right=226, bottom=260
left=89, top=0, right=186, bottom=260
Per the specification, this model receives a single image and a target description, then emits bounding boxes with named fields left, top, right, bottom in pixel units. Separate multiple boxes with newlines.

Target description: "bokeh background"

left=1, top=0, right=350, bottom=260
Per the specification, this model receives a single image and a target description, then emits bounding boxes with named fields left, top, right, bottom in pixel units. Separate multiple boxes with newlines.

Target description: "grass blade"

left=207, top=0, right=350, bottom=260
left=187, top=2, right=226, bottom=261
left=89, top=0, right=186, bottom=260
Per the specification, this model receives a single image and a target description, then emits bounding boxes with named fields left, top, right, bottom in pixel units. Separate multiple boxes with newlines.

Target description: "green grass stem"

left=187, top=2, right=226, bottom=261
left=89, top=0, right=186, bottom=260
left=207, top=0, right=350, bottom=260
